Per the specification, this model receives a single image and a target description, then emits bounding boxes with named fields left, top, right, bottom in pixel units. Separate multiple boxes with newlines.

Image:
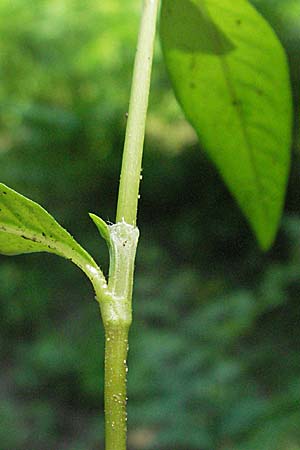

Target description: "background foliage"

left=0, top=0, right=300, bottom=449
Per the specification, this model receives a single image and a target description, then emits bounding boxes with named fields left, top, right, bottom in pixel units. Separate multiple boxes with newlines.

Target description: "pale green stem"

left=116, top=0, right=160, bottom=226
left=102, top=1, right=160, bottom=449
left=93, top=221, right=139, bottom=449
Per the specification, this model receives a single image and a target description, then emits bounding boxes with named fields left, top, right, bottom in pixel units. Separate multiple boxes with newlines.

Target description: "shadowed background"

left=0, top=0, right=300, bottom=449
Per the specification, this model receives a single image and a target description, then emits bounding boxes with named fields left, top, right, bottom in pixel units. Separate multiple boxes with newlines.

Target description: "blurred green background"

left=0, top=0, right=300, bottom=449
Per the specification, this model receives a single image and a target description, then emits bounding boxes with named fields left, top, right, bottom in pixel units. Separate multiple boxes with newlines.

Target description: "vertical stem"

left=116, top=0, right=160, bottom=226
left=104, top=325, right=129, bottom=450
left=103, top=1, right=159, bottom=449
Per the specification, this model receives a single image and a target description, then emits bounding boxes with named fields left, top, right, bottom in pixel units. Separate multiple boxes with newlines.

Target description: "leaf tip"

left=89, top=213, right=110, bottom=245
left=254, top=223, right=277, bottom=252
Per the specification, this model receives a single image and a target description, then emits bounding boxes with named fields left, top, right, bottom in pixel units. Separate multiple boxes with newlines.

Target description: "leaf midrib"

left=201, top=0, right=269, bottom=224
left=0, top=222, right=98, bottom=273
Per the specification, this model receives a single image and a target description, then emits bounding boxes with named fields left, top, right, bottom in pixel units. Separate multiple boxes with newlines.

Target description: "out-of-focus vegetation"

left=0, top=0, right=300, bottom=449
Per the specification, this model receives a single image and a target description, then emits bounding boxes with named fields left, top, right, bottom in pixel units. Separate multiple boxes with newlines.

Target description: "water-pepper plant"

left=0, top=0, right=293, bottom=448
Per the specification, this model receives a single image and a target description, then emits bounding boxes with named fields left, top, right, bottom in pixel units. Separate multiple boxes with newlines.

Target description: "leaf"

left=89, top=213, right=111, bottom=246
left=0, top=183, right=104, bottom=284
left=160, top=0, right=293, bottom=249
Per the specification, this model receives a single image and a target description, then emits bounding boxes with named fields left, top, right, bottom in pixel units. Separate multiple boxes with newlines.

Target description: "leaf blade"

left=160, top=0, right=293, bottom=249
left=0, top=183, right=102, bottom=279
left=89, top=213, right=111, bottom=246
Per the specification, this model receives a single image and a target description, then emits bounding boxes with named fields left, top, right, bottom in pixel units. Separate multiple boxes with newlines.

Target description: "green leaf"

left=160, top=0, right=293, bottom=249
left=0, top=183, right=104, bottom=283
left=89, top=213, right=111, bottom=246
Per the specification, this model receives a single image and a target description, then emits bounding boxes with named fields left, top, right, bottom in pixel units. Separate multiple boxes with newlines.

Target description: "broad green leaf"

left=0, top=183, right=105, bottom=284
left=160, top=0, right=293, bottom=249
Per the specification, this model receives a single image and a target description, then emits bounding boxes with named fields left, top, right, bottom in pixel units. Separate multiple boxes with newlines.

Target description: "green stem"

left=102, top=1, right=159, bottom=449
left=93, top=221, right=139, bottom=449
left=116, top=0, right=160, bottom=226
left=104, top=325, right=129, bottom=450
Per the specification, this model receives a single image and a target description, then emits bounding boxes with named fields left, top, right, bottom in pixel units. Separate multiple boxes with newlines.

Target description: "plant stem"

left=94, top=220, right=139, bottom=450
left=116, top=0, right=160, bottom=226
left=102, top=1, right=159, bottom=448
left=104, top=324, right=129, bottom=450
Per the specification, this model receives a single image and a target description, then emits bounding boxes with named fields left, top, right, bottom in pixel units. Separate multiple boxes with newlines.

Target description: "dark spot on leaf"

left=42, top=232, right=46, bottom=237
left=2, top=191, right=7, bottom=195
left=236, top=19, right=242, bottom=26
left=21, top=235, right=31, bottom=241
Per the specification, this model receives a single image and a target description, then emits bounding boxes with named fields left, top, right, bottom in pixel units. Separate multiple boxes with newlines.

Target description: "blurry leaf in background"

left=160, top=0, right=293, bottom=250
